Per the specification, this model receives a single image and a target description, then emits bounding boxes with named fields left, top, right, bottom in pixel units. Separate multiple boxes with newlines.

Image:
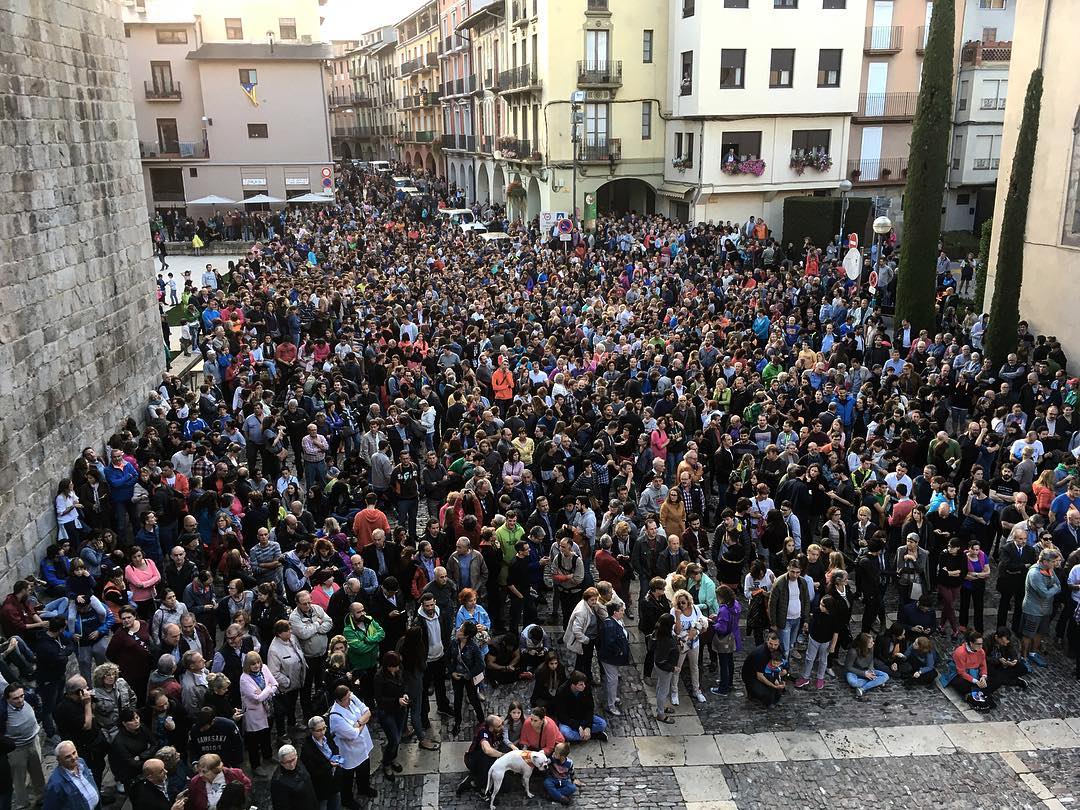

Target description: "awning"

left=655, top=185, right=695, bottom=201
left=288, top=192, right=336, bottom=203
left=242, top=194, right=284, bottom=204
left=186, top=194, right=236, bottom=205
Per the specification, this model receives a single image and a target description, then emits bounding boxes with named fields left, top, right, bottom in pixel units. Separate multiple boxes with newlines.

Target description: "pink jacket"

left=239, top=667, right=279, bottom=731
left=124, top=561, right=161, bottom=602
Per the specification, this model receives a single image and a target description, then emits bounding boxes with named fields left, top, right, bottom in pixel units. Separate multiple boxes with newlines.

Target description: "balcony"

left=140, top=140, right=209, bottom=159
left=399, top=52, right=438, bottom=76
left=144, top=80, right=181, bottom=101
left=441, top=133, right=461, bottom=149
left=973, top=157, right=1000, bottom=170
left=356, top=126, right=382, bottom=139
left=578, top=137, right=621, bottom=163
left=413, top=130, right=435, bottom=143
left=480, top=135, right=493, bottom=154
left=453, top=78, right=464, bottom=95
left=864, top=26, right=903, bottom=53
left=853, top=91, right=918, bottom=121
left=419, top=91, right=441, bottom=107
left=333, top=126, right=360, bottom=138
left=980, top=96, right=1007, bottom=110
left=577, top=60, right=622, bottom=87
left=496, top=137, right=539, bottom=161
left=464, top=74, right=477, bottom=94
left=846, top=157, right=909, bottom=184
left=586, top=0, right=609, bottom=11
left=961, top=40, right=1011, bottom=66
left=499, top=65, right=540, bottom=94
left=916, top=25, right=928, bottom=54
left=328, top=92, right=372, bottom=108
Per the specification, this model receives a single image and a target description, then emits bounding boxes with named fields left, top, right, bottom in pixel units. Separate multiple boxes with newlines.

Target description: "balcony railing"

left=578, top=137, right=621, bottom=162
left=414, top=130, right=435, bottom=143
left=356, top=126, right=383, bottom=138
left=587, top=0, right=609, bottom=9
left=329, top=91, right=372, bottom=108
left=499, top=65, right=540, bottom=92
left=140, top=140, right=209, bottom=159
left=864, top=26, right=903, bottom=53
left=481, top=135, right=493, bottom=154
left=916, top=25, right=928, bottom=53
left=419, top=91, right=441, bottom=107
left=333, top=126, right=360, bottom=137
left=399, top=52, right=438, bottom=76
left=973, top=157, right=1000, bottom=170
left=577, top=60, right=622, bottom=87
left=853, top=91, right=918, bottom=120
left=454, top=78, right=464, bottom=95
left=980, top=96, right=1007, bottom=110
left=496, top=138, right=537, bottom=160
left=846, top=157, right=909, bottom=184
left=441, top=133, right=461, bottom=149
left=464, top=74, right=477, bottom=94
left=961, top=40, right=1011, bottom=65
left=144, top=80, right=181, bottom=100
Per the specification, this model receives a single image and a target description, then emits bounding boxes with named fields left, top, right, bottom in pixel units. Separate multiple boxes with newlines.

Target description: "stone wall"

left=0, top=0, right=162, bottom=590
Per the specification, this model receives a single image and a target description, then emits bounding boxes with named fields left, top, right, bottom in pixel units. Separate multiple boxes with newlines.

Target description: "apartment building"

left=327, top=27, right=397, bottom=163
left=439, top=0, right=486, bottom=201
left=661, top=0, right=865, bottom=226
left=396, top=2, right=443, bottom=174
left=122, top=0, right=334, bottom=212
left=986, top=0, right=1077, bottom=358
left=368, top=31, right=401, bottom=162
left=945, top=0, right=1014, bottom=231
left=327, top=39, right=361, bottom=159
left=454, top=0, right=506, bottom=206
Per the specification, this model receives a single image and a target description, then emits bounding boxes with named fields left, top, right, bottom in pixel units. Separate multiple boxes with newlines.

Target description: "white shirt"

left=1068, top=563, right=1080, bottom=606
left=786, top=579, right=802, bottom=620
left=328, top=695, right=374, bottom=769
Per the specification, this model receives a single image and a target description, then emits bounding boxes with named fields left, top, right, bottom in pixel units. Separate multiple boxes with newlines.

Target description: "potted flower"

left=529, top=150, right=542, bottom=161
left=672, top=156, right=691, bottom=171
left=497, top=136, right=518, bottom=158
left=790, top=150, right=809, bottom=175
left=850, top=168, right=861, bottom=181
left=741, top=158, right=766, bottom=177
left=881, top=166, right=893, bottom=179
left=811, top=151, right=833, bottom=172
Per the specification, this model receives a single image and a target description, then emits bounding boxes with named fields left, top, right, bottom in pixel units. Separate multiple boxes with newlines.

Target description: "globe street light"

left=837, top=179, right=853, bottom=247
left=872, top=215, right=893, bottom=273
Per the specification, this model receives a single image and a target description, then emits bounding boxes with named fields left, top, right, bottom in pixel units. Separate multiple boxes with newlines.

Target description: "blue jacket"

left=831, top=394, right=856, bottom=427
left=103, top=462, right=138, bottom=503
left=43, top=759, right=99, bottom=810
left=597, top=617, right=630, bottom=665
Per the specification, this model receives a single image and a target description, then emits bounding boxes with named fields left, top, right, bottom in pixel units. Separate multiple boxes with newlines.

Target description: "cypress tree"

left=894, top=0, right=955, bottom=332
left=984, top=69, right=1043, bottom=367
left=973, top=217, right=992, bottom=311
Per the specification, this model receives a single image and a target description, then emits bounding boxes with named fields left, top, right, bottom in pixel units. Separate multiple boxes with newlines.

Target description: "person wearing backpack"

left=2, top=682, right=45, bottom=810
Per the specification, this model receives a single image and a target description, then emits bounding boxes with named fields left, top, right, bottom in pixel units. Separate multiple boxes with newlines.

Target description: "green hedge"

left=781, top=196, right=873, bottom=249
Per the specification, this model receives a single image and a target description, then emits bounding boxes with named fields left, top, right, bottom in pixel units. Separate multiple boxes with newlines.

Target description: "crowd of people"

left=4, top=160, right=1080, bottom=810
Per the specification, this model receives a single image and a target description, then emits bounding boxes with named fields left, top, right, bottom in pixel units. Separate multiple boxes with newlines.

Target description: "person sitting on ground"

left=550, top=670, right=608, bottom=743
left=900, top=636, right=938, bottom=687
left=843, top=632, right=889, bottom=698
left=543, top=741, right=578, bottom=806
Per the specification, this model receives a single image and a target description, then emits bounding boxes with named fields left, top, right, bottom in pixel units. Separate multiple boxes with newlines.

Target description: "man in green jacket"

left=343, top=602, right=384, bottom=703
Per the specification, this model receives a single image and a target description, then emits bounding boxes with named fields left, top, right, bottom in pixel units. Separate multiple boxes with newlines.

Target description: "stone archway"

left=425, top=152, right=436, bottom=175
left=595, top=177, right=656, bottom=215
left=448, top=162, right=458, bottom=190
left=413, top=152, right=424, bottom=170
left=339, top=142, right=353, bottom=160
left=403, top=150, right=413, bottom=167
left=491, top=164, right=506, bottom=205
left=526, top=176, right=541, bottom=223
left=477, top=164, right=490, bottom=204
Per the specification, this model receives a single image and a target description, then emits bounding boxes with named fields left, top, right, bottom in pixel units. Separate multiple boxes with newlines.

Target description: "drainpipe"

left=694, top=119, right=704, bottom=223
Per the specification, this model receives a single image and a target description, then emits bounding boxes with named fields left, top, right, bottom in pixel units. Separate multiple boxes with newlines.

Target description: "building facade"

left=122, top=0, right=334, bottom=212
left=659, top=0, right=864, bottom=227
left=439, top=0, right=485, bottom=202
left=986, top=0, right=1080, bottom=360
left=396, top=1, right=443, bottom=174
left=327, top=39, right=361, bottom=160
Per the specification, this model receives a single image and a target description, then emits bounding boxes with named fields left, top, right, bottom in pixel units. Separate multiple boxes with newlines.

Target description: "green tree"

left=973, top=218, right=992, bottom=311
left=894, top=0, right=955, bottom=332
left=984, top=68, right=1044, bottom=366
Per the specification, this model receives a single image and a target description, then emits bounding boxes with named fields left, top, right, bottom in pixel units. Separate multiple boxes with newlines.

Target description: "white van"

left=370, top=161, right=391, bottom=174
left=391, top=176, right=411, bottom=189
left=439, top=208, right=487, bottom=233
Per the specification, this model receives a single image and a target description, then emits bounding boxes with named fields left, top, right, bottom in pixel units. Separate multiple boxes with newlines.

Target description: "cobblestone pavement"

left=436, top=766, right=685, bottom=809
left=1018, top=747, right=1080, bottom=805
left=723, top=753, right=1041, bottom=809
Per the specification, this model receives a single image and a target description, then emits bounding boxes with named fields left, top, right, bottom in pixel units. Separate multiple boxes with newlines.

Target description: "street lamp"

left=266, top=31, right=275, bottom=55
left=837, top=179, right=853, bottom=248
left=873, top=215, right=893, bottom=268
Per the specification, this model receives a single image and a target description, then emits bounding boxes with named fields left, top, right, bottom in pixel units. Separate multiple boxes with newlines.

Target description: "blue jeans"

left=544, top=776, right=577, bottom=801
left=304, top=459, right=327, bottom=489
left=558, top=715, right=606, bottom=741
left=846, top=670, right=890, bottom=692
left=318, top=797, right=342, bottom=810
left=396, top=498, right=418, bottom=542
left=779, top=617, right=802, bottom=658
left=715, top=652, right=734, bottom=693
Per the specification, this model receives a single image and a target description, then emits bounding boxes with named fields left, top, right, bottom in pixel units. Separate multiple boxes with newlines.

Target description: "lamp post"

left=837, top=179, right=853, bottom=249
left=872, top=215, right=893, bottom=291
left=570, top=90, right=584, bottom=227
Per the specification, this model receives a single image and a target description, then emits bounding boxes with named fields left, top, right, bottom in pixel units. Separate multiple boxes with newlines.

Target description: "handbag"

left=711, top=630, right=736, bottom=654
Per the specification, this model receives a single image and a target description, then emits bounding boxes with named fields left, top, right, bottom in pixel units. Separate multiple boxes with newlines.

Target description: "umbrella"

left=242, top=193, right=284, bottom=204
left=288, top=192, right=336, bottom=203
left=186, top=194, right=237, bottom=205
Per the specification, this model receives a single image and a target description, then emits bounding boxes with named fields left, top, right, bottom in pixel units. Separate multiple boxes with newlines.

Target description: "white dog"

left=484, top=748, right=550, bottom=809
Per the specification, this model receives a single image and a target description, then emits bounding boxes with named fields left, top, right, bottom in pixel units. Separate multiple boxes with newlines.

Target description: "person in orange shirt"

left=491, top=357, right=514, bottom=416
left=352, top=493, right=391, bottom=550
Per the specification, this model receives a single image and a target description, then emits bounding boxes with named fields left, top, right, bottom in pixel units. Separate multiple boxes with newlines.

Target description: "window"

left=791, top=129, right=830, bottom=154
left=641, top=101, right=652, bottom=139
left=957, top=79, right=969, bottom=111
left=680, top=51, right=693, bottom=95
left=148, top=168, right=184, bottom=202
left=585, top=29, right=609, bottom=67
left=642, top=30, right=653, bottom=63
left=155, top=119, right=179, bottom=153
left=238, top=68, right=258, bottom=85
left=982, top=27, right=997, bottom=42
left=720, top=49, right=745, bottom=89
left=770, top=49, right=794, bottom=88
left=225, top=18, right=243, bottom=40
left=981, top=78, right=1007, bottom=109
left=1062, top=108, right=1080, bottom=246
left=156, top=28, right=188, bottom=44
left=823, top=0, right=846, bottom=6
left=721, top=130, right=762, bottom=161
left=684, top=132, right=695, bottom=165
left=817, top=49, right=841, bottom=87
left=150, top=61, right=174, bottom=93
left=247, top=123, right=268, bottom=138
left=584, top=102, right=609, bottom=144
left=682, top=0, right=695, bottom=17
left=675, top=132, right=683, bottom=158
left=979, top=0, right=1006, bottom=8
left=279, top=18, right=297, bottom=39
left=774, top=0, right=798, bottom=7
left=956, top=193, right=970, bottom=205
left=124, top=25, right=131, bottom=37
left=724, top=0, right=749, bottom=7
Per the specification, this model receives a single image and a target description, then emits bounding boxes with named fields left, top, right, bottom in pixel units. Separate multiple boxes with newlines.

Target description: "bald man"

left=128, top=758, right=172, bottom=810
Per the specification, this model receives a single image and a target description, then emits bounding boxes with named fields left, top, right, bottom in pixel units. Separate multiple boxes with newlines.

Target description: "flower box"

left=721, top=157, right=766, bottom=177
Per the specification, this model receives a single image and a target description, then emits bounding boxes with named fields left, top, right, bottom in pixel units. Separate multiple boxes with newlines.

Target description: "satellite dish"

left=843, top=247, right=861, bottom=280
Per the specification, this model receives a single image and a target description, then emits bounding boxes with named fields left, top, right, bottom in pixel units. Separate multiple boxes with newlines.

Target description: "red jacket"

left=186, top=767, right=251, bottom=810
left=952, top=643, right=987, bottom=683
left=0, top=595, right=39, bottom=638
left=594, top=550, right=626, bottom=584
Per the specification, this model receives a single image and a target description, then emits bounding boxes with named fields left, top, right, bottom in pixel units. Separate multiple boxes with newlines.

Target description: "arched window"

left=1063, top=106, right=1080, bottom=247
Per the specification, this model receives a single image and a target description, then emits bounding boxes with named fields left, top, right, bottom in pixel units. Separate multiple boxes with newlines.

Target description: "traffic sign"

left=842, top=247, right=861, bottom=280
left=868, top=270, right=879, bottom=287
left=322, top=178, right=332, bottom=188
left=557, top=218, right=574, bottom=234
left=321, top=167, right=332, bottom=178
left=847, top=233, right=858, bottom=249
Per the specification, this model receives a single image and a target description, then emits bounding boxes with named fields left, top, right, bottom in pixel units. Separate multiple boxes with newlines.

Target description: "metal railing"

left=464, top=74, right=477, bottom=94
left=140, top=140, right=209, bottom=159
left=864, top=25, right=903, bottom=52
left=854, top=91, right=918, bottom=119
left=454, top=78, right=464, bottom=95
left=846, top=157, right=908, bottom=183
left=441, top=133, right=461, bottom=149
left=333, top=126, right=360, bottom=137
left=497, top=138, right=534, bottom=159
left=419, top=91, right=441, bottom=106
left=144, top=80, right=181, bottom=100
left=578, top=137, right=621, bottom=162
left=980, top=97, right=1007, bottom=110
left=481, top=135, right=493, bottom=154
left=499, top=65, right=539, bottom=91
left=577, top=60, right=622, bottom=86
left=973, top=157, right=1000, bottom=170
left=961, top=40, right=1012, bottom=65
left=414, top=130, right=435, bottom=143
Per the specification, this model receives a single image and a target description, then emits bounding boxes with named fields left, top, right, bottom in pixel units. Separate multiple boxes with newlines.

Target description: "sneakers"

left=1028, top=651, right=1048, bottom=668
left=709, top=687, right=730, bottom=696
left=1016, top=678, right=1028, bottom=690
left=593, top=731, right=608, bottom=742
left=693, top=691, right=706, bottom=703
left=670, top=692, right=680, bottom=706
left=607, top=706, right=622, bottom=716
left=794, top=678, right=811, bottom=689
left=855, top=687, right=865, bottom=698
left=815, top=679, right=826, bottom=690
